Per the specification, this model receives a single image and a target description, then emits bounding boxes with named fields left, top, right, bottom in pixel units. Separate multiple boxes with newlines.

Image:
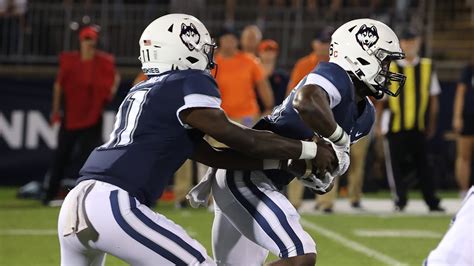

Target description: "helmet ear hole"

left=356, top=57, right=370, bottom=66
left=186, top=56, right=199, bottom=64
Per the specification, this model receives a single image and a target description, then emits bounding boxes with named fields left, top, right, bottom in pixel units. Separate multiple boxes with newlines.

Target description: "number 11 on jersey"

left=101, top=88, right=151, bottom=149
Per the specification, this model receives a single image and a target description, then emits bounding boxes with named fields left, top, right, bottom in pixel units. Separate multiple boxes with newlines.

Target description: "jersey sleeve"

left=177, top=72, right=222, bottom=127
left=304, top=73, right=342, bottom=108
left=429, top=71, right=441, bottom=96
left=310, top=62, right=354, bottom=108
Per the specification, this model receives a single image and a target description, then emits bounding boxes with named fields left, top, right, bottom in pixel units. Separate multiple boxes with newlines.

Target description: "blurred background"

left=1, top=1, right=474, bottom=265
left=0, top=0, right=473, bottom=208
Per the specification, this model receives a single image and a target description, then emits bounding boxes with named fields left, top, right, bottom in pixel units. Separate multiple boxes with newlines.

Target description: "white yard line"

left=354, top=229, right=442, bottom=238
left=0, top=229, right=57, bottom=236
left=301, top=219, right=407, bottom=266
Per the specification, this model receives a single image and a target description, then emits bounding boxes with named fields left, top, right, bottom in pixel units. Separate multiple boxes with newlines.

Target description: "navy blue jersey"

left=78, top=69, right=221, bottom=206
left=254, top=62, right=375, bottom=185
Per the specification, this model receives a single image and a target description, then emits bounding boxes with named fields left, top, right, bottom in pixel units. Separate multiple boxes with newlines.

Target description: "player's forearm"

left=183, top=108, right=316, bottom=161
left=192, top=139, right=303, bottom=173
left=222, top=126, right=313, bottom=160
left=192, top=144, right=269, bottom=170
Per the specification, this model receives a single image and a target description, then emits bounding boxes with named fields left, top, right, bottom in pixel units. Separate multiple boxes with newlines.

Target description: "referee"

left=376, top=29, right=444, bottom=212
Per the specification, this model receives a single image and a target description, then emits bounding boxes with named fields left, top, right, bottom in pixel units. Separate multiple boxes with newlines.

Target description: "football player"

left=424, top=186, right=474, bottom=265
left=56, top=14, right=336, bottom=266
left=206, top=18, right=406, bottom=265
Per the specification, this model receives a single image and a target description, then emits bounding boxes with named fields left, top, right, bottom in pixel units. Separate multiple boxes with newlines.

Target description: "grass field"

left=0, top=187, right=454, bottom=266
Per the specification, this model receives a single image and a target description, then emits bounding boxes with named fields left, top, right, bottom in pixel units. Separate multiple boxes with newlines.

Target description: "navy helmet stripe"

left=226, top=171, right=289, bottom=257
left=242, top=173, right=305, bottom=256
left=128, top=196, right=206, bottom=263
left=109, top=190, right=187, bottom=266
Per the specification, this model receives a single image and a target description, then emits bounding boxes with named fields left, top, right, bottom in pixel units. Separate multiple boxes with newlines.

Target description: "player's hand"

left=452, top=117, right=463, bottom=134
left=313, top=138, right=338, bottom=174
left=327, top=139, right=350, bottom=178
left=50, top=112, right=61, bottom=126
left=286, top=159, right=306, bottom=177
left=309, top=173, right=336, bottom=195
left=300, top=171, right=336, bottom=194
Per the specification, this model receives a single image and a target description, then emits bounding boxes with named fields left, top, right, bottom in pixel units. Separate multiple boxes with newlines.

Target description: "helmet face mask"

left=329, top=18, right=407, bottom=99
left=201, top=41, right=217, bottom=70
left=373, top=49, right=406, bottom=97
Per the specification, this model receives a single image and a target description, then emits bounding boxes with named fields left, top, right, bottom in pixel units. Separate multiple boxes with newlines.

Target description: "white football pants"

left=425, top=186, right=474, bottom=266
left=58, top=180, right=215, bottom=266
left=211, top=169, right=316, bottom=265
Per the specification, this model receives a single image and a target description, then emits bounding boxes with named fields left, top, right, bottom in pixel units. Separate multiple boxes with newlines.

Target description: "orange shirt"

left=287, top=53, right=329, bottom=94
left=134, top=72, right=147, bottom=85
left=212, top=52, right=264, bottom=118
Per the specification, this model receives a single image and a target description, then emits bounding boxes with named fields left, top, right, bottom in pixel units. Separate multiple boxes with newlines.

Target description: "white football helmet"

left=330, top=18, right=406, bottom=98
left=139, top=13, right=216, bottom=74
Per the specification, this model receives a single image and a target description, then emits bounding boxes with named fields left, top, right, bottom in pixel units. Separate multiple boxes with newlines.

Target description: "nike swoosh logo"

left=355, top=132, right=363, bottom=137
left=386, top=40, right=393, bottom=44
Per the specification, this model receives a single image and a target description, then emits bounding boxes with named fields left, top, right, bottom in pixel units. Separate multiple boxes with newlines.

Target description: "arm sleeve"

left=304, top=73, right=342, bottom=108
left=429, top=71, right=442, bottom=96
left=177, top=72, right=222, bottom=127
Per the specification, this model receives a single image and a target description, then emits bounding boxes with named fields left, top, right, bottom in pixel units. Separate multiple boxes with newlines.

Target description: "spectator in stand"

left=286, top=26, right=333, bottom=95
left=240, top=24, right=262, bottom=56
left=0, top=0, right=28, bottom=55
left=213, top=28, right=273, bottom=127
left=42, top=25, right=120, bottom=205
left=453, top=58, right=474, bottom=198
left=258, top=39, right=288, bottom=106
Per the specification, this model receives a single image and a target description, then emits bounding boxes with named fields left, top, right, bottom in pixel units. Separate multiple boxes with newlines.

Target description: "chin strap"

left=344, top=56, right=383, bottom=99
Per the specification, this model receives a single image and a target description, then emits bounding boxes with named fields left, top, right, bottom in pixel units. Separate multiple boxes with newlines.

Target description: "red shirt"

left=56, top=51, right=116, bottom=130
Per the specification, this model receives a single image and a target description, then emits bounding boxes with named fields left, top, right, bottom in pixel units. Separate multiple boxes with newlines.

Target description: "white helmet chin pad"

left=138, top=13, right=216, bottom=74
left=329, top=18, right=406, bottom=97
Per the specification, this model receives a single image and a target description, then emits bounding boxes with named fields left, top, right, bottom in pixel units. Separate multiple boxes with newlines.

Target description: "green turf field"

left=0, top=187, right=453, bottom=266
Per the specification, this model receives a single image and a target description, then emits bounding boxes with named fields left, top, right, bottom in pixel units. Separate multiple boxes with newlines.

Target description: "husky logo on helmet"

left=356, top=24, right=379, bottom=51
left=179, top=23, right=200, bottom=51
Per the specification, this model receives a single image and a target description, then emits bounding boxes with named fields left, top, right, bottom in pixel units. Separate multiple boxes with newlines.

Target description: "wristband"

left=328, top=125, right=349, bottom=146
left=263, top=160, right=282, bottom=170
left=299, top=141, right=317, bottom=159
